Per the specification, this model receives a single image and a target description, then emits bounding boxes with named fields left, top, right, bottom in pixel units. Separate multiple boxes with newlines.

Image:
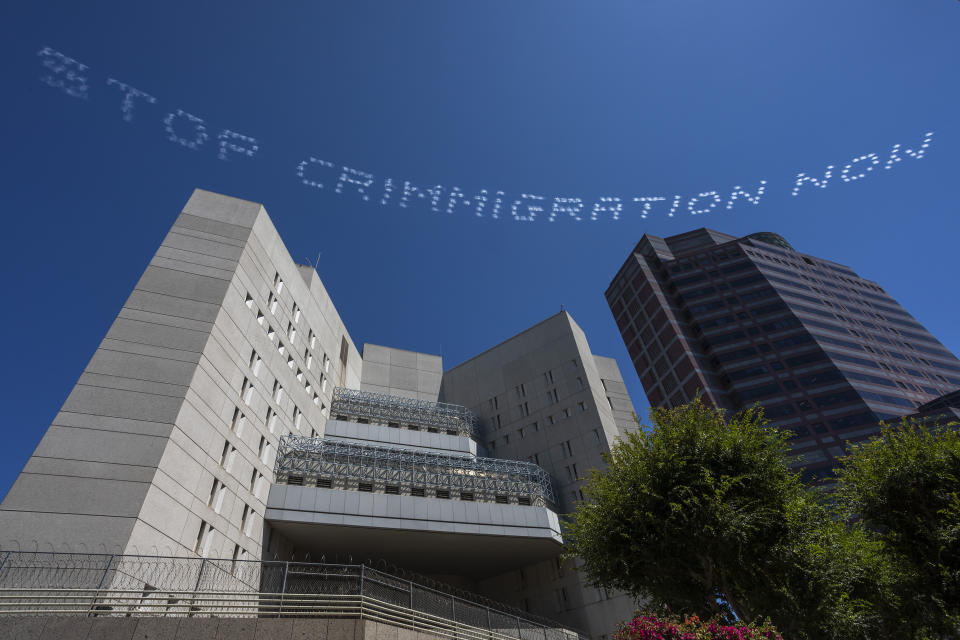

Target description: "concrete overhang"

left=265, top=485, right=563, bottom=579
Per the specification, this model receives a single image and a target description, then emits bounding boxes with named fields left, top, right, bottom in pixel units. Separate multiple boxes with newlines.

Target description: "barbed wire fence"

left=0, top=551, right=584, bottom=640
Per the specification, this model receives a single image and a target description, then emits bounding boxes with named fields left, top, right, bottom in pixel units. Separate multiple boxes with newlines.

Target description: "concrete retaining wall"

left=0, top=617, right=445, bottom=640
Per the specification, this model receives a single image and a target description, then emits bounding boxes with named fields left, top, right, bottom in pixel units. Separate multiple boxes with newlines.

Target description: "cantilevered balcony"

left=331, top=387, right=482, bottom=439
left=275, top=436, right=554, bottom=506
left=266, top=436, right=562, bottom=578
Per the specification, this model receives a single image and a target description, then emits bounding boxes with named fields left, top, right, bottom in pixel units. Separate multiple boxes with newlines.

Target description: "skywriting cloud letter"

left=35, top=45, right=938, bottom=226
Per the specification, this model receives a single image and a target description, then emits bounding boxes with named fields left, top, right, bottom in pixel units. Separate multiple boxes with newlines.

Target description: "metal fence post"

left=280, top=561, right=289, bottom=616
left=88, top=554, right=114, bottom=615
left=194, top=558, right=206, bottom=592
left=451, top=595, right=457, bottom=640
left=0, top=550, right=11, bottom=575
left=190, top=558, right=206, bottom=617
left=97, top=555, right=115, bottom=590
left=409, top=580, right=415, bottom=630
left=516, top=615, right=523, bottom=640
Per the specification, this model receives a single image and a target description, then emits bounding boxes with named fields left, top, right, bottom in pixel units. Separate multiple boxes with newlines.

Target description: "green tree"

left=564, top=399, right=895, bottom=640
left=835, top=419, right=960, bottom=638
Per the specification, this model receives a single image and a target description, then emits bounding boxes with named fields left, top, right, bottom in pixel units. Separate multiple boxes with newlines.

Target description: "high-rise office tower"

left=0, top=189, right=639, bottom=639
left=606, top=229, right=960, bottom=479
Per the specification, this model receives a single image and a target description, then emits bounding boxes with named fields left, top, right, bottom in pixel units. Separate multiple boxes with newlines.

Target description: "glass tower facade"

left=606, top=228, right=960, bottom=480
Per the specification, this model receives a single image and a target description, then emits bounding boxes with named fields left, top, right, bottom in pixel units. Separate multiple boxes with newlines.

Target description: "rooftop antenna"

left=304, top=252, right=322, bottom=271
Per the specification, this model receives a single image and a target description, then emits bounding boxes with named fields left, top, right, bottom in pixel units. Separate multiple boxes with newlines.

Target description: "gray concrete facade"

left=0, top=616, right=442, bottom=640
left=361, top=344, right=443, bottom=401
left=440, top=312, right=639, bottom=639
left=0, top=190, right=361, bottom=559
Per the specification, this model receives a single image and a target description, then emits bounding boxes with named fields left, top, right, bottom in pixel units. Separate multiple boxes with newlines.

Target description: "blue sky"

left=1, top=1, right=957, bottom=499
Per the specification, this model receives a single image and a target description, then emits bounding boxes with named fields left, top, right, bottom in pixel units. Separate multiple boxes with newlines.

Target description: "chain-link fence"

left=0, top=552, right=585, bottom=640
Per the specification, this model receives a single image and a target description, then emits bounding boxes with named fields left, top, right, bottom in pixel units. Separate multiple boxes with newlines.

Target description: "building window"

left=274, top=273, right=284, bottom=294
left=562, top=408, right=571, bottom=418
left=547, top=415, right=555, bottom=425
left=208, top=479, right=225, bottom=514
left=273, top=381, right=284, bottom=403
left=544, top=370, right=554, bottom=384
left=240, top=378, right=253, bottom=405
left=515, top=384, right=526, bottom=398
left=563, top=440, right=574, bottom=457
left=267, top=326, right=275, bottom=341
left=293, top=406, right=302, bottom=430
left=194, top=521, right=214, bottom=557
left=278, top=342, right=286, bottom=356
left=546, top=389, right=558, bottom=404
left=249, top=350, right=262, bottom=377
left=518, top=427, right=525, bottom=440
left=219, top=441, right=231, bottom=469
left=268, top=293, right=278, bottom=315
left=288, top=322, right=296, bottom=343
left=256, top=311, right=265, bottom=326
left=240, top=504, right=253, bottom=537
left=231, top=407, right=245, bottom=436
left=292, top=303, right=301, bottom=323
left=576, top=377, right=584, bottom=390
left=530, top=421, right=539, bottom=432
left=577, top=401, right=587, bottom=412
left=306, top=353, right=313, bottom=369
left=593, top=429, right=601, bottom=443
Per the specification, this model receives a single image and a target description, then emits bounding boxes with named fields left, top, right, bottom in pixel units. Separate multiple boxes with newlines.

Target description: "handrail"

left=0, top=551, right=585, bottom=640
left=0, top=589, right=579, bottom=640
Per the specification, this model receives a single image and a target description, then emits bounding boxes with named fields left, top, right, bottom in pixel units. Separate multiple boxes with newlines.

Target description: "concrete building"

left=0, top=189, right=639, bottom=638
left=606, top=228, right=960, bottom=480
left=440, top=313, right=639, bottom=634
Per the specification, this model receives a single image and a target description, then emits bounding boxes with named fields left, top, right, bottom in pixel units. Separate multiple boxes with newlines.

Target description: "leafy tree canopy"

left=563, top=400, right=897, bottom=640
left=836, top=420, right=960, bottom=637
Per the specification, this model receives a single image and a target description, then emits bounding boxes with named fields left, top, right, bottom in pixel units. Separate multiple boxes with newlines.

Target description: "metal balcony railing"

left=0, top=551, right=585, bottom=640
left=276, top=436, right=556, bottom=506
left=331, top=388, right=482, bottom=439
